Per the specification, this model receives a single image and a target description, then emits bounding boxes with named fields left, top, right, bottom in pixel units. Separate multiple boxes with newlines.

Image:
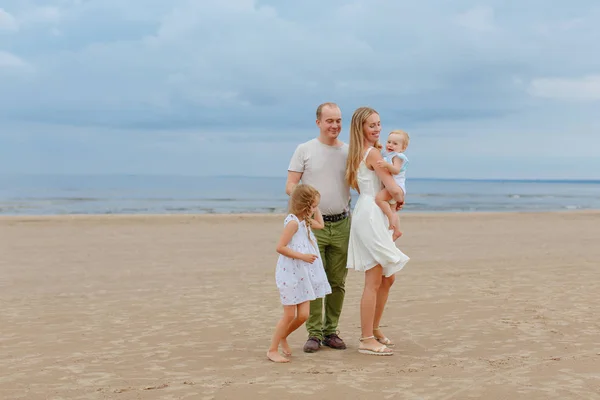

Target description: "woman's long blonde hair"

left=345, top=106, right=381, bottom=191
left=288, top=184, right=320, bottom=246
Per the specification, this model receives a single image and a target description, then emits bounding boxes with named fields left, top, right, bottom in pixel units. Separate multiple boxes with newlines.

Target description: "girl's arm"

left=310, top=207, right=324, bottom=230
left=276, top=220, right=314, bottom=260
left=367, top=150, right=404, bottom=203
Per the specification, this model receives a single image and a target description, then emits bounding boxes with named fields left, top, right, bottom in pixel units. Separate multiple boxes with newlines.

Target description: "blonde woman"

left=345, top=107, right=410, bottom=356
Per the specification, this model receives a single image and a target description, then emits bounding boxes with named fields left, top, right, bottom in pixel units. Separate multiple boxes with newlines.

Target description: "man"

left=286, top=102, right=351, bottom=353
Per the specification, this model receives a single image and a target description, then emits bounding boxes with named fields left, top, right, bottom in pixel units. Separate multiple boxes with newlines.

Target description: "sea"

left=1, top=174, right=600, bottom=216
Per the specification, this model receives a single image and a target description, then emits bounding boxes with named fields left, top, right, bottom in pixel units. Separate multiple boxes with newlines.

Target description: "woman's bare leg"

left=358, top=265, right=391, bottom=353
left=373, top=275, right=396, bottom=343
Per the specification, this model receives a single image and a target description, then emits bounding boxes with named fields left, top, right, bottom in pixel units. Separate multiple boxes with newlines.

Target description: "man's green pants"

left=306, top=216, right=351, bottom=340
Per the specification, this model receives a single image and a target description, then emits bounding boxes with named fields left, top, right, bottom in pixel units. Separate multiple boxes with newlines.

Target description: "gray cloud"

left=1, top=0, right=599, bottom=178
left=1, top=1, right=597, bottom=130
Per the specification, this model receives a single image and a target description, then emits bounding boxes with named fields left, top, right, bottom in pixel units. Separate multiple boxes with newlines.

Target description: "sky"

left=1, top=0, right=599, bottom=180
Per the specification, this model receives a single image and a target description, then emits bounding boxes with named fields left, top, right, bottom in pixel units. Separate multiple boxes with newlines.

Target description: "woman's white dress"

left=347, top=147, right=410, bottom=277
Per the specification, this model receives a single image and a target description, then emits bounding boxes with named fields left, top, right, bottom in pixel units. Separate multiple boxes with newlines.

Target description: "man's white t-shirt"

left=288, top=138, right=351, bottom=216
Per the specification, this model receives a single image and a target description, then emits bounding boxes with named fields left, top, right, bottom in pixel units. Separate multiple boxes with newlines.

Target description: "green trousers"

left=306, top=216, right=351, bottom=340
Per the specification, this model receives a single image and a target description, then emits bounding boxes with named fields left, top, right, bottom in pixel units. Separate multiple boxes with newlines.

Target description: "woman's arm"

left=367, top=150, right=404, bottom=203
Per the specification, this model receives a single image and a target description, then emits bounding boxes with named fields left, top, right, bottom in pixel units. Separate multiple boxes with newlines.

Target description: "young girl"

left=267, top=184, right=332, bottom=363
left=375, top=130, right=410, bottom=241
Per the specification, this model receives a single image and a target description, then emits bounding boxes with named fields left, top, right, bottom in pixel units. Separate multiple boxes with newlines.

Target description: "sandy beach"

left=1, top=211, right=599, bottom=400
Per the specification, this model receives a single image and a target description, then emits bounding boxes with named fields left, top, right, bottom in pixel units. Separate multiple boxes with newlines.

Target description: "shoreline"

left=1, top=208, right=600, bottom=222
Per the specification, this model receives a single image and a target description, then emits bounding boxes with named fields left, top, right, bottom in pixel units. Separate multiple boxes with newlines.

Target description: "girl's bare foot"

left=280, top=339, right=292, bottom=356
left=392, top=228, right=402, bottom=241
left=267, top=350, right=289, bottom=363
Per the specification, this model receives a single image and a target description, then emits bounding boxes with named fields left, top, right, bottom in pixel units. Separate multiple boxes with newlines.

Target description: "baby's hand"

left=300, top=253, right=318, bottom=263
left=376, top=160, right=386, bottom=168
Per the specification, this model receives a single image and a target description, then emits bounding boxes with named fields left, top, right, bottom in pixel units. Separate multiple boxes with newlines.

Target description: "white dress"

left=347, top=147, right=410, bottom=277
left=275, top=214, right=332, bottom=306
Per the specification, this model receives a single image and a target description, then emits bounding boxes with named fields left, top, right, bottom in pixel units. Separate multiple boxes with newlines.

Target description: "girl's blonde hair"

left=345, top=106, right=381, bottom=191
left=389, top=129, right=410, bottom=151
left=289, top=184, right=320, bottom=245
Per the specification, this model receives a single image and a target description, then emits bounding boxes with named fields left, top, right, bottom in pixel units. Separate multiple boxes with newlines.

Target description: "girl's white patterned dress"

left=275, top=214, right=332, bottom=305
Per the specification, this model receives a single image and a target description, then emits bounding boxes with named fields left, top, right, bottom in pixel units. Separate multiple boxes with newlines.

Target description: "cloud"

left=0, top=50, right=32, bottom=70
left=18, top=5, right=61, bottom=27
left=0, top=8, right=19, bottom=31
left=0, top=0, right=600, bottom=178
left=528, top=75, right=600, bottom=101
left=454, top=6, right=495, bottom=32
left=3, top=0, right=580, bottom=130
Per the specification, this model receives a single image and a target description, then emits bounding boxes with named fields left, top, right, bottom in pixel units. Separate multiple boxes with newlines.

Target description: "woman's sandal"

left=374, top=327, right=394, bottom=347
left=358, top=336, right=393, bottom=356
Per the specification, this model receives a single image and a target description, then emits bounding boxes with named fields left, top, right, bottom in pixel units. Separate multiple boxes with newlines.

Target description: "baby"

left=375, top=130, right=410, bottom=241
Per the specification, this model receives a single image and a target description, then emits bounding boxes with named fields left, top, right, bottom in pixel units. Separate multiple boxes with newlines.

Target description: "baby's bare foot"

left=388, top=214, right=399, bottom=230
left=392, top=228, right=403, bottom=241
left=267, top=350, right=289, bottom=363
left=280, top=339, right=292, bottom=356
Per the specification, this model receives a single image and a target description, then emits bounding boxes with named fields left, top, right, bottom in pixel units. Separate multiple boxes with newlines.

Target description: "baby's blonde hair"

left=389, top=129, right=410, bottom=151
left=288, top=184, right=320, bottom=245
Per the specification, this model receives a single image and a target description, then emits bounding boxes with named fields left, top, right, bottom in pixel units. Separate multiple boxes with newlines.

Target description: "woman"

left=345, top=106, right=410, bottom=356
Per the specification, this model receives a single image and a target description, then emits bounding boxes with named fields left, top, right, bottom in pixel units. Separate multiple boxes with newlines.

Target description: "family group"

left=267, top=103, right=411, bottom=362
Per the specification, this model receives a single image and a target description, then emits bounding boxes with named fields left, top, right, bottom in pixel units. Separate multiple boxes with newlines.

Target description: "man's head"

left=315, top=102, right=342, bottom=141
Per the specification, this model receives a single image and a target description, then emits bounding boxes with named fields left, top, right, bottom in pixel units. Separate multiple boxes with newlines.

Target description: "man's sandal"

left=358, top=336, right=393, bottom=356
left=374, top=327, right=394, bottom=347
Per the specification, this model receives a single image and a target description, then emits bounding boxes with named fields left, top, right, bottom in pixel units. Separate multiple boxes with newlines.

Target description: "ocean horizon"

left=1, top=174, right=600, bottom=216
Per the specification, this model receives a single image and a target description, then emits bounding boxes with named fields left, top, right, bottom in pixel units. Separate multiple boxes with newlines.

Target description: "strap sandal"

left=373, top=327, right=394, bottom=347
left=358, top=336, right=393, bottom=356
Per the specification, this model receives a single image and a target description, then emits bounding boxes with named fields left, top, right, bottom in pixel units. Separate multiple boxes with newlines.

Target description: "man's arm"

left=286, top=143, right=305, bottom=195
left=285, top=171, right=302, bottom=195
